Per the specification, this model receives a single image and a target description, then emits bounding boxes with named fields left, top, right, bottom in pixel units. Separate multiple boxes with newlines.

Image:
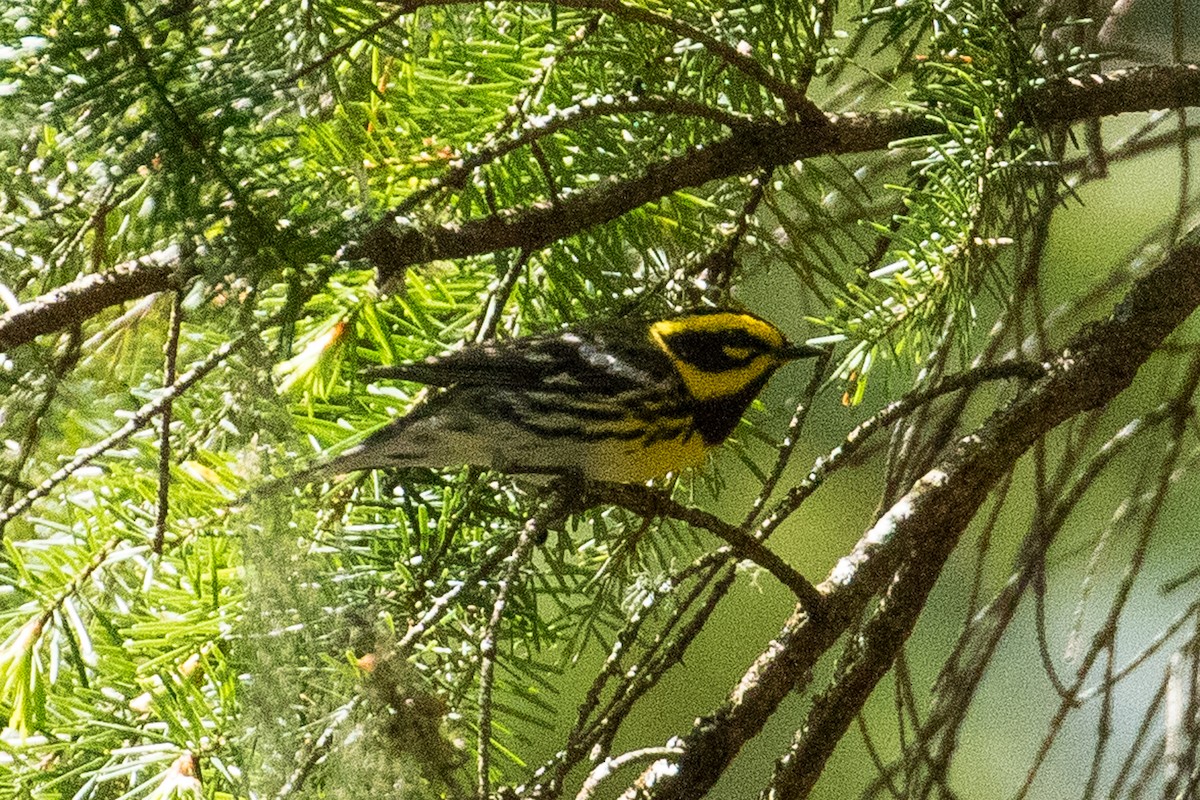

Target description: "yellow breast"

left=583, top=430, right=711, bottom=482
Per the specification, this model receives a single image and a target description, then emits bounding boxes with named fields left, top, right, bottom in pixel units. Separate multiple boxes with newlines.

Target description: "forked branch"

left=615, top=224, right=1200, bottom=799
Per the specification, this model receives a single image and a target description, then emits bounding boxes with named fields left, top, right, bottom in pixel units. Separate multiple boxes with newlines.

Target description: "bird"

left=272, top=308, right=826, bottom=488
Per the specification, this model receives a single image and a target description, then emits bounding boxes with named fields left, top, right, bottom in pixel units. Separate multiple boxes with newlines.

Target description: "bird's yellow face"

left=649, top=311, right=798, bottom=402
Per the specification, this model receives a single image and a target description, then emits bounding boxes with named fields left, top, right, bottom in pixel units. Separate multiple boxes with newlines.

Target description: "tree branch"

left=352, top=110, right=927, bottom=280
left=614, top=223, right=1200, bottom=799
left=1023, top=64, right=1200, bottom=127
left=0, top=248, right=181, bottom=351
left=582, top=482, right=824, bottom=612
left=357, top=64, right=1200, bottom=281
left=15, top=67, right=1198, bottom=349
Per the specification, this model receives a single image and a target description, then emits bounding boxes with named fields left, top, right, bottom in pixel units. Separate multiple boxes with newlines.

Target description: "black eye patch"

left=663, top=329, right=771, bottom=373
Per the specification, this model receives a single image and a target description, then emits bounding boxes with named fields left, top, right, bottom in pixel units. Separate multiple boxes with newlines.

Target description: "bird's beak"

left=778, top=342, right=829, bottom=361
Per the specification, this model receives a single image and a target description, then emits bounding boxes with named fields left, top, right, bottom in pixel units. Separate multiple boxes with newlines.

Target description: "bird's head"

left=649, top=310, right=826, bottom=402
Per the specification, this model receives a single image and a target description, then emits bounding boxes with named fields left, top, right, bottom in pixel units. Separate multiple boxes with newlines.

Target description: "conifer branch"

left=0, top=331, right=252, bottom=539
left=12, top=67, right=1197, bottom=350
left=0, top=249, right=181, bottom=351
left=357, top=65, right=1200, bottom=281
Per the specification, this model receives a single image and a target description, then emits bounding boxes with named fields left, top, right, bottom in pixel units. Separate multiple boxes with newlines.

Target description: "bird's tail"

left=244, top=440, right=380, bottom=501
left=239, top=408, right=436, bottom=504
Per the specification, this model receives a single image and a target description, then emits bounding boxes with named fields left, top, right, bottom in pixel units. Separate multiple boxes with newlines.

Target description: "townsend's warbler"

left=287, top=309, right=824, bottom=485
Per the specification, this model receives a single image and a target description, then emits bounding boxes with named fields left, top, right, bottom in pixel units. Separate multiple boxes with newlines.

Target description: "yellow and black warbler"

left=289, top=309, right=824, bottom=485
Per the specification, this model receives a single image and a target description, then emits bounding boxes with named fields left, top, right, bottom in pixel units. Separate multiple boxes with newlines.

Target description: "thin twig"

left=577, top=565, right=731, bottom=750
left=0, top=330, right=253, bottom=538
left=478, top=510, right=551, bottom=800
left=586, top=482, right=823, bottom=612
left=527, top=557, right=732, bottom=797
left=396, top=535, right=516, bottom=653
left=473, top=249, right=531, bottom=344
left=1076, top=592, right=1200, bottom=703
left=755, top=359, right=1047, bottom=541
left=153, top=289, right=184, bottom=554
left=857, top=714, right=904, bottom=800
left=275, top=698, right=361, bottom=799
left=742, top=345, right=833, bottom=527
left=286, top=4, right=414, bottom=83
left=688, top=167, right=776, bottom=305
left=575, top=748, right=685, bottom=800
left=1106, top=668, right=1170, bottom=799
left=0, top=328, right=82, bottom=510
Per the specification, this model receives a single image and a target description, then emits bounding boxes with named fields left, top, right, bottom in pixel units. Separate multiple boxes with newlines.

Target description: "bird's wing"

left=365, top=326, right=676, bottom=393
